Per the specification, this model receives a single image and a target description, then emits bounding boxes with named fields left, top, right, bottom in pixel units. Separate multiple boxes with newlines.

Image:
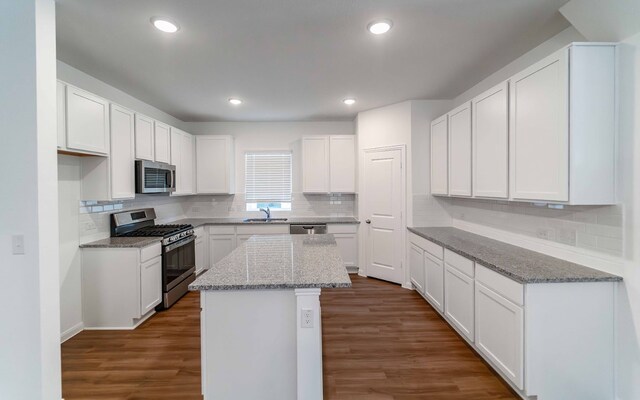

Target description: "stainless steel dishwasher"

left=289, top=224, right=327, bottom=235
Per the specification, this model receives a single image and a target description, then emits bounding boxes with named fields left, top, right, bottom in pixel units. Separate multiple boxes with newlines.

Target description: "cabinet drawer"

left=423, top=239, right=444, bottom=260
left=327, top=224, right=358, bottom=234
left=475, top=264, right=524, bottom=306
left=444, top=249, right=474, bottom=277
left=209, top=225, right=236, bottom=235
left=140, top=242, right=162, bottom=263
left=236, top=225, right=289, bottom=235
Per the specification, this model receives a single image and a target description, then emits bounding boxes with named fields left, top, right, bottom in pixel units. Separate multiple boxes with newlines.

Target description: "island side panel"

left=295, top=288, right=323, bottom=400
left=202, top=290, right=297, bottom=400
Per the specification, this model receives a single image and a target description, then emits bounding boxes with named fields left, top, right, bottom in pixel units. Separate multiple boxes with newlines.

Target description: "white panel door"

left=302, top=137, right=329, bottom=193
left=209, top=235, right=236, bottom=266
left=329, top=136, right=356, bottom=193
left=109, top=104, right=135, bottom=200
left=196, top=136, right=232, bottom=194
left=424, top=252, right=444, bottom=312
left=135, top=114, right=155, bottom=161
left=448, top=102, right=472, bottom=197
left=430, top=115, right=448, bottom=195
left=473, top=82, right=509, bottom=198
left=140, top=256, right=162, bottom=315
left=363, top=148, right=404, bottom=284
left=154, top=121, right=171, bottom=163
left=444, top=264, right=474, bottom=341
left=510, top=48, right=569, bottom=202
left=57, top=81, right=66, bottom=149
left=182, top=133, right=195, bottom=194
left=475, top=281, right=524, bottom=389
left=66, top=86, right=109, bottom=154
left=409, top=242, right=425, bottom=294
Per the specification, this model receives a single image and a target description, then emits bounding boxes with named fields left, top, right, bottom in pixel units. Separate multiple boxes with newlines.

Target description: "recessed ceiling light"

left=343, top=98, right=356, bottom=106
left=367, top=19, right=393, bottom=35
left=229, top=98, right=243, bottom=105
left=150, top=17, right=179, bottom=33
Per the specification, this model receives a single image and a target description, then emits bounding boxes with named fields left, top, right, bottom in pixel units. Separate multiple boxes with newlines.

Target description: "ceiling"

left=56, top=0, right=570, bottom=122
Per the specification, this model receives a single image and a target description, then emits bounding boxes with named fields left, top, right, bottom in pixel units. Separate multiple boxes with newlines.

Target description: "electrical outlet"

left=301, top=309, right=313, bottom=328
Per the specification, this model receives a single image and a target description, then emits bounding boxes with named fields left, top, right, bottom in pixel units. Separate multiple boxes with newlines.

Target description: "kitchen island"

left=189, top=234, right=351, bottom=400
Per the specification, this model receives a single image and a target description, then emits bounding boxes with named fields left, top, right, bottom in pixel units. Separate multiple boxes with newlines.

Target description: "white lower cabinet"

left=475, top=280, right=524, bottom=389
left=209, top=232, right=236, bottom=267
left=82, top=242, right=162, bottom=329
left=408, top=242, right=425, bottom=294
left=194, top=226, right=208, bottom=275
left=407, top=230, right=615, bottom=399
left=444, top=264, right=475, bottom=342
left=327, top=224, right=358, bottom=271
left=140, top=256, right=163, bottom=315
left=424, top=252, right=445, bottom=313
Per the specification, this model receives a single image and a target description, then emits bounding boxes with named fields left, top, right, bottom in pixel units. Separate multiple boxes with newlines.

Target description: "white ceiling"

left=56, top=0, right=570, bottom=122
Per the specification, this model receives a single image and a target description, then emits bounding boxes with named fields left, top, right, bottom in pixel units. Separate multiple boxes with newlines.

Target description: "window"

left=245, top=151, right=292, bottom=211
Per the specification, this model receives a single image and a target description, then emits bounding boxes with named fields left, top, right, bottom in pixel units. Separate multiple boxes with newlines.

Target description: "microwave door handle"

left=167, top=170, right=174, bottom=189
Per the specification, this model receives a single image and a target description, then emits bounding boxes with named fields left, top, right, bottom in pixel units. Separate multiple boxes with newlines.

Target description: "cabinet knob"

left=365, top=219, right=371, bottom=224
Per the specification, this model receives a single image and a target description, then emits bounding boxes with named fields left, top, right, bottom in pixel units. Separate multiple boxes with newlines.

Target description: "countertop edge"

left=407, top=227, right=623, bottom=284
left=189, top=282, right=353, bottom=291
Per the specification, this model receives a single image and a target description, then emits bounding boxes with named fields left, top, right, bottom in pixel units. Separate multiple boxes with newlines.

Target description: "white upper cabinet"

left=65, top=85, right=110, bottom=155
left=182, top=133, right=195, bottom=195
left=154, top=121, right=171, bottom=163
left=430, top=115, right=448, bottom=195
left=329, top=136, right=356, bottom=193
left=135, top=114, right=155, bottom=161
left=448, top=102, right=472, bottom=197
left=170, top=128, right=196, bottom=196
left=509, top=48, right=569, bottom=202
left=109, top=104, right=136, bottom=200
left=509, top=44, right=616, bottom=204
left=473, top=82, right=509, bottom=199
left=195, top=135, right=234, bottom=194
left=57, top=81, right=66, bottom=149
left=302, top=136, right=330, bottom=193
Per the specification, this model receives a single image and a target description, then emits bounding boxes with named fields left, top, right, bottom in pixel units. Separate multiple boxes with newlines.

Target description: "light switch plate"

left=12, top=235, right=25, bottom=255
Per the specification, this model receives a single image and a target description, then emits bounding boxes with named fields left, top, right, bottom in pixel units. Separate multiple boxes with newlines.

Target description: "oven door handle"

left=164, top=235, right=195, bottom=253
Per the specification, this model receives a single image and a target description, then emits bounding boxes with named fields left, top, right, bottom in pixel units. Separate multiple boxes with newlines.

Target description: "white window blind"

left=245, top=152, right=292, bottom=202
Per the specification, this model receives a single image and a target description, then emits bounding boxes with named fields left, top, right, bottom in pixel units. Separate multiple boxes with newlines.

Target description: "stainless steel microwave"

left=135, top=160, right=176, bottom=194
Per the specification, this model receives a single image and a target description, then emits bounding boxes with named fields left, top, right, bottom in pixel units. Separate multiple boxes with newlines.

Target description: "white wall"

left=0, top=0, right=61, bottom=398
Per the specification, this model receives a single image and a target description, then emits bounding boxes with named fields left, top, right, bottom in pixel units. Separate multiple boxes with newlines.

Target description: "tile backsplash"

left=78, top=193, right=356, bottom=243
left=185, top=193, right=356, bottom=219
left=443, top=197, right=623, bottom=256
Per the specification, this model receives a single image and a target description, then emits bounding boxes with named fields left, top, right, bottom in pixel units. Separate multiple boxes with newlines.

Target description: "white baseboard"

left=60, top=322, right=84, bottom=343
left=452, top=219, right=624, bottom=276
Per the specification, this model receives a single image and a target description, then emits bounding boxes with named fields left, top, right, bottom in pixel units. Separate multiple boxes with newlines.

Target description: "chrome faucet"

left=259, top=206, right=271, bottom=220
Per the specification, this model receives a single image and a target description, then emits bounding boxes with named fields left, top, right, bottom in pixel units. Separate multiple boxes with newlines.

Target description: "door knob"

left=365, top=219, right=371, bottom=224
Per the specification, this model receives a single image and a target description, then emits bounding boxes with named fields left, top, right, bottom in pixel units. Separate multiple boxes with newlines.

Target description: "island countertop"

left=189, top=234, right=352, bottom=291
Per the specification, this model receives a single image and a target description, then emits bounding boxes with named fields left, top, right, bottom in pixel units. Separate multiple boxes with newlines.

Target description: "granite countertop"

left=189, top=234, right=352, bottom=291
left=79, top=236, right=162, bottom=249
left=408, top=227, right=622, bottom=284
left=172, top=216, right=359, bottom=228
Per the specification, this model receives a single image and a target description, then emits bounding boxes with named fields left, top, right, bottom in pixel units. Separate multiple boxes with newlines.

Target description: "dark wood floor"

left=62, top=275, right=518, bottom=399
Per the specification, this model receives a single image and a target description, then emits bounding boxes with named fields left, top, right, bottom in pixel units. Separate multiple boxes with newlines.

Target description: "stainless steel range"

left=111, top=208, right=195, bottom=310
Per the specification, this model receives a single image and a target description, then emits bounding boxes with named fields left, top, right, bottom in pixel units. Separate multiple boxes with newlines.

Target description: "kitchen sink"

left=242, top=218, right=288, bottom=223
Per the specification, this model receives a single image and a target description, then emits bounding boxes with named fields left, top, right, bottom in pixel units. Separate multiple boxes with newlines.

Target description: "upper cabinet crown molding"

left=431, top=42, right=617, bottom=205
left=195, top=135, right=235, bottom=195
left=302, top=135, right=356, bottom=194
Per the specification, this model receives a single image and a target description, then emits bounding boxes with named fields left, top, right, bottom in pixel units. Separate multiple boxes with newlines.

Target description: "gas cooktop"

left=119, top=224, right=192, bottom=238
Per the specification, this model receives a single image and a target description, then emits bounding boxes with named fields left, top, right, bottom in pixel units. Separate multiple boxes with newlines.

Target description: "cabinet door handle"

left=365, top=219, right=371, bottom=224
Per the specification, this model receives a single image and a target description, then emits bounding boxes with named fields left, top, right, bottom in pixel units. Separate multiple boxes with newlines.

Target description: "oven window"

left=163, top=239, right=195, bottom=290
